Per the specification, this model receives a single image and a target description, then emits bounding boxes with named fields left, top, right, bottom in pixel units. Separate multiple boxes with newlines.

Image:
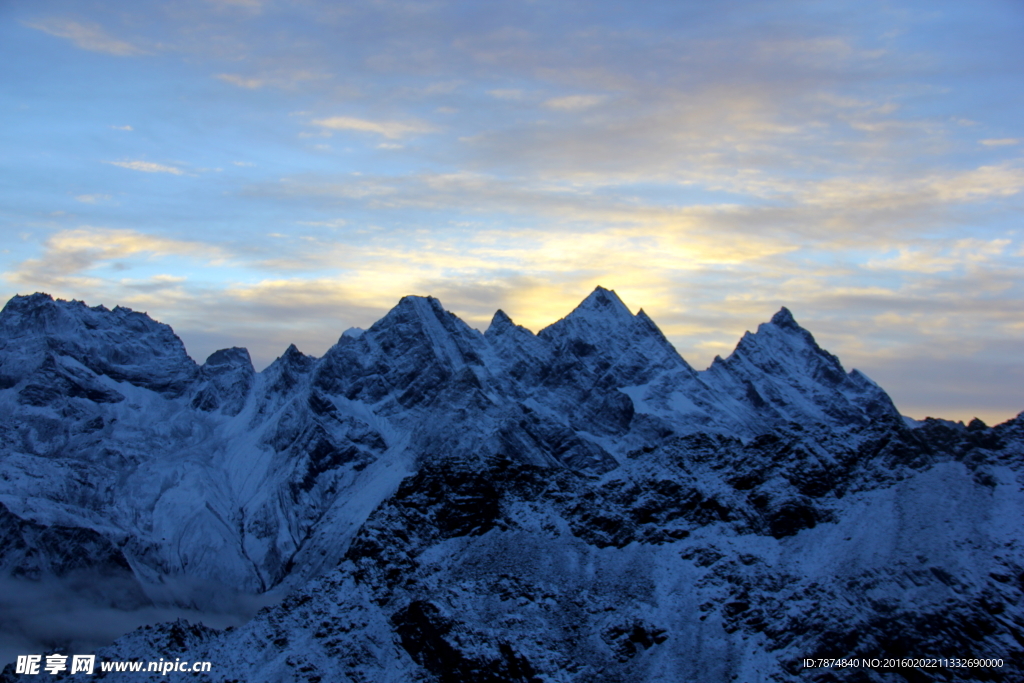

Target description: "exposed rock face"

left=191, top=347, right=255, bottom=417
left=0, top=288, right=1020, bottom=682
left=0, top=293, right=197, bottom=397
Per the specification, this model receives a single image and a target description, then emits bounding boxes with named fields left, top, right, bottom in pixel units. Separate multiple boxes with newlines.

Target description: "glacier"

left=0, top=287, right=1021, bottom=682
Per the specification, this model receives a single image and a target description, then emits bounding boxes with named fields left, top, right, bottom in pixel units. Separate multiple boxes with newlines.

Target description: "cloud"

left=75, top=194, right=112, bottom=204
left=792, top=164, right=1024, bottom=213
left=110, top=125, right=133, bottom=131
left=7, top=228, right=226, bottom=290
left=249, top=160, right=1021, bottom=253
left=216, top=69, right=329, bottom=90
left=0, top=574, right=271, bottom=672
left=24, top=18, right=148, bottom=56
left=866, top=239, right=1011, bottom=274
left=297, top=219, right=347, bottom=228
left=106, top=161, right=185, bottom=175
left=309, top=116, right=437, bottom=139
left=216, top=73, right=265, bottom=89
left=488, top=89, right=524, bottom=100
left=543, top=95, right=605, bottom=111
left=980, top=138, right=1020, bottom=147
left=924, top=165, right=1024, bottom=203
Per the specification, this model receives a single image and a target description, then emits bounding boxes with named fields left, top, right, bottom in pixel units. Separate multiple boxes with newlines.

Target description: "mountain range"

left=0, top=287, right=1021, bottom=682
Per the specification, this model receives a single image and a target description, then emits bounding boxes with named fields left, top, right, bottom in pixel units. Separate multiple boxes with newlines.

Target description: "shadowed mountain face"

left=0, top=288, right=1020, bottom=682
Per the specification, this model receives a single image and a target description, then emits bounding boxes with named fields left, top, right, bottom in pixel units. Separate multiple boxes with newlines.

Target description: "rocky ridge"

left=0, top=288, right=1020, bottom=682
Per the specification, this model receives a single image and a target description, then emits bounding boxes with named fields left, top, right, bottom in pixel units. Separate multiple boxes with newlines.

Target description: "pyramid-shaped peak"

left=720, top=307, right=823, bottom=364
left=281, top=343, right=310, bottom=360
left=374, top=295, right=448, bottom=328
left=491, top=309, right=513, bottom=327
left=769, top=306, right=800, bottom=330
left=572, top=286, right=633, bottom=319
left=538, top=286, right=656, bottom=345
left=485, top=308, right=536, bottom=339
left=365, top=293, right=485, bottom=369
left=273, top=343, right=315, bottom=370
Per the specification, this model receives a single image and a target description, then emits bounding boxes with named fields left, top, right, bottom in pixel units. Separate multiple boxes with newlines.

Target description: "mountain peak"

left=575, top=286, right=633, bottom=319
left=396, top=294, right=444, bottom=310
left=0, top=292, right=198, bottom=396
left=485, top=308, right=531, bottom=338
left=769, top=306, right=799, bottom=330
left=204, top=347, right=253, bottom=368
left=371, top=295, right=444, bottom=332
left=731, top=307, right=825, bottom=363
left=366, top=293, right=485, bottom=371
left=8, top=292, right=55, bottom=307
left=280, top=343, right=316, bottom=362
left=537, top=287, right=635, bottom=342
left=490, top=309, right=513, bottom=327
left=270, top=342, right=314, bottom=373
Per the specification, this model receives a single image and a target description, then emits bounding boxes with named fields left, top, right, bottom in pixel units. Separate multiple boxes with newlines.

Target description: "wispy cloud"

left=866, top=238, right=1012, bottom=274
left=74, top=194, right=112, bottom=204
left=7, top=228, right=227, bottom=290
left=296, top=218, right=347, bottom=228
left=106, top=161, right=186, bottom=175
left=794, top=164, right=1024, bottom=211
left=216, top=74, right=265, bottom=89
left=216, top=69, right=329, bottom=90
left=309, top=116, right=437, bottom=139
left=25, top=18, right=148, bottom=56
left=980, top=138, right=1021, bottom=147
left=110, top=125, right=133, bottom=131
left=488, top=89, right=524, bottom=100
left=543, top=95, right=605, bottom=111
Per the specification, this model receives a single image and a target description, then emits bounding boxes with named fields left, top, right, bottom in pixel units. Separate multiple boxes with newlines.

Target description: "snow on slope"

left=68, top=421, right=1024, bottom=682
left=0, top=288, right=1020, bottom=682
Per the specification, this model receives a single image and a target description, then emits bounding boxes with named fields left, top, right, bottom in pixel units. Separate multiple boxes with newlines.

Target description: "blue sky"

left=2, top=0, right=1023, bottom=423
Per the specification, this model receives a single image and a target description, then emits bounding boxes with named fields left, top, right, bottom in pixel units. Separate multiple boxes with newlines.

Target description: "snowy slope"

left=52, top=417, right=1024, bottom=682
left=0, top=289, right=1020, bottom=682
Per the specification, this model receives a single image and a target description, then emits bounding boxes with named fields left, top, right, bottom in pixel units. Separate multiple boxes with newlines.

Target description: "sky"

left=1, top=0, right=1022, bottom=424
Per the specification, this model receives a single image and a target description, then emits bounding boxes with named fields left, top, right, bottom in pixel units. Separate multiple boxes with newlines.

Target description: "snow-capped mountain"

left=0, top=288, right=1020, bottom=682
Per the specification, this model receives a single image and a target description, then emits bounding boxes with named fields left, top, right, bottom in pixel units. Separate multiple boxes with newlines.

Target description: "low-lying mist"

left=0, top=572, right=282, bottom=669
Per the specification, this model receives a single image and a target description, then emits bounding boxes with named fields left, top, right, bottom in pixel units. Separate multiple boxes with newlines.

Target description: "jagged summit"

left=573, top=285, right=633, bottom=317
left=371, top=294, right=462, bottom=337
left=0, top=290, right=897, bottom=434
left=539, top=287, right=633, bottom=341
left=704, top=305, right=897, bottom=427
left=539, top=286, right=633, bottom=334
left=484, top=309, right=538, bottom=344
left=0, top=292, right=197, bottom=397
left=769, top=305, right=798, bottom=329
left=203, top=346, right=253, bottom=369
left=281, top=342, right=307, bottom=358
left=488, top=308, right=514, bottom=328
left=1, top=289, right=1020, bottom=683
left=720, top=305, right=829, bottom=366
